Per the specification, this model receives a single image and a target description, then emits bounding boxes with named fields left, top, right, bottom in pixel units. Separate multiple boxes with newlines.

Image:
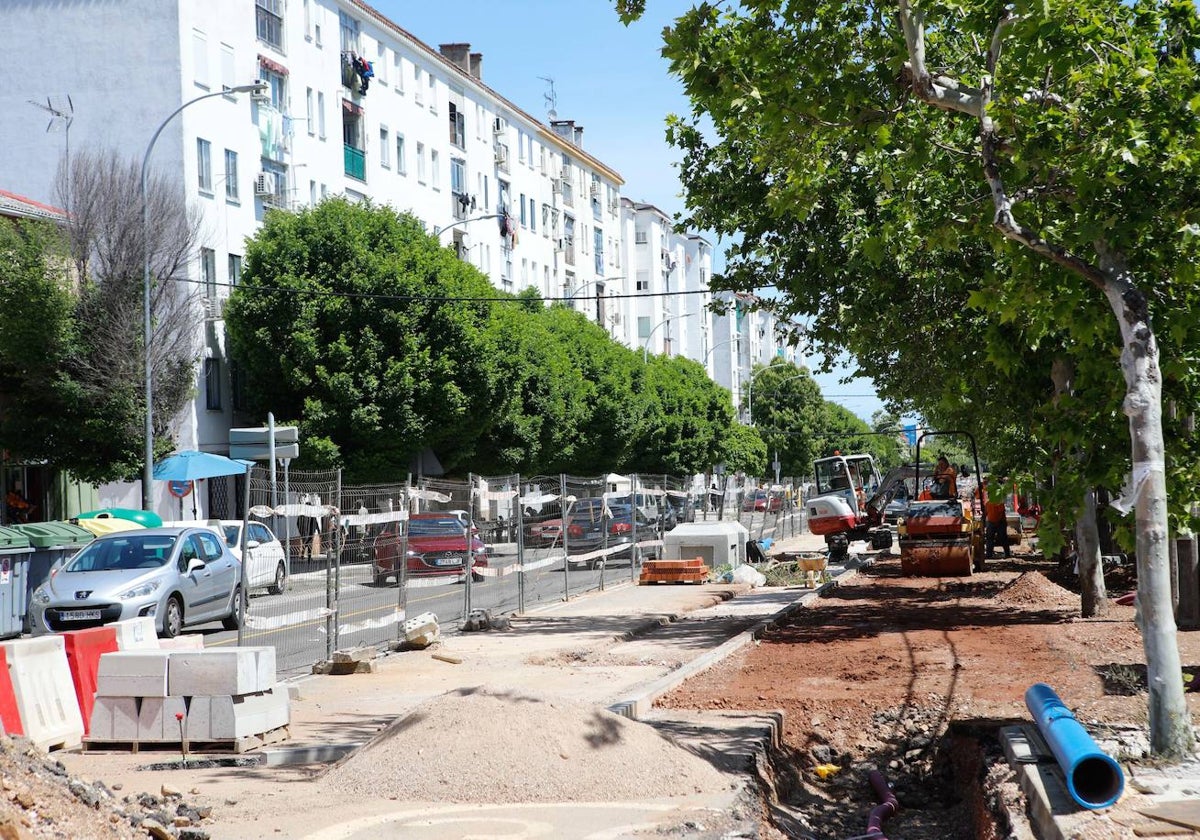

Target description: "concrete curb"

left=1000, top=724, right=1073, bottom=840
left=609, top=562, right=870, bottom=720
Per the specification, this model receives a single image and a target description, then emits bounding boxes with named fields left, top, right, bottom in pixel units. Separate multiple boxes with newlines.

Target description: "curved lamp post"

left=433, top=212, right=504, bottom=237
left=642, top=313, right=694, bottom=364
left=142, top=82, right=266, bottom=510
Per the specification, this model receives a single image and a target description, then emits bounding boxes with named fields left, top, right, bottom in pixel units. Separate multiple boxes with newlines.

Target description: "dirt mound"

left=321, top=685, right=733, bottom=803
left=995, top=571, right=1077, bottom=609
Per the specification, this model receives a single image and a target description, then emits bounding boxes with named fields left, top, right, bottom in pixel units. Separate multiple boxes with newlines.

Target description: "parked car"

left=371, top=513, right=488, bottom=585
left=663, top=493, right=696, bottom=530
left=526, top=499, right=603, bottom=549
left=743, top=490, right=782, bottom=512
left=29, top=527, right=243, bottom=638
left=568, top=502, right=657, bottom=569
left=216, top=520, right=288, bottom=595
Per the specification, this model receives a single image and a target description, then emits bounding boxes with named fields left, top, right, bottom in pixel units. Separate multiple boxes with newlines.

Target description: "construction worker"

left=932, top=456, right=957, bottom=499
left=984, top=483, right=1012, bottom=560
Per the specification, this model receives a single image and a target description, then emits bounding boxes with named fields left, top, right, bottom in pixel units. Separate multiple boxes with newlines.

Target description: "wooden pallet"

left=640, top=558, right=709, bottom=585
left=82, top=724, right=290, bottom=755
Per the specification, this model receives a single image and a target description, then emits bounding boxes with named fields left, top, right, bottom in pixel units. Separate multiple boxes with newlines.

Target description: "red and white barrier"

left=0, top=636, right=83, bottom=751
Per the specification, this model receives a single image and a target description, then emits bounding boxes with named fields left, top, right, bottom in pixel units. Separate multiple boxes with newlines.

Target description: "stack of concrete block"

left=88, top=646, right=288, bottom=745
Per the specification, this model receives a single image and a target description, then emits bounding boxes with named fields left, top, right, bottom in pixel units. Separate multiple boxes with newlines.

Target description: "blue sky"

left=378, top=0, right=886, bottom=421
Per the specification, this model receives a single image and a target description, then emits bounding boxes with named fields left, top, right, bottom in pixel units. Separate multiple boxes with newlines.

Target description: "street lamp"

left=432, top=213, right=504, bottom=237
left=642, top=313, right=694, bottom=364
left=702, top=336, right=740, bottom=367
left=142, top=82, right=266, bottom=510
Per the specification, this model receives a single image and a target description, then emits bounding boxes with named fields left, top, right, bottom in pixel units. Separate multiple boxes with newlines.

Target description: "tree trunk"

left=1100, top=266, right=1194, bottom=758
left=1075, top=488, right=1107, bottom=618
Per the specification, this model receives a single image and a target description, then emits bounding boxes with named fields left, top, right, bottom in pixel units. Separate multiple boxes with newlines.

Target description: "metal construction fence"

left=230, top=465, right=808, bottom=674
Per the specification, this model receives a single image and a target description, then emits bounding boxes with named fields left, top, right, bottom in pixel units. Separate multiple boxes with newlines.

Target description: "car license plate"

left=63, top=609, right=102, bottom=621
left=433, top=556, right=462, bottom=566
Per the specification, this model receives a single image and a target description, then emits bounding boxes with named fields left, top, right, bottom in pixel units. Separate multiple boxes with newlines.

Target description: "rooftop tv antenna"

left=28, top=95, right=74, bottom=162
left=538, top=76, right=558, bottom=121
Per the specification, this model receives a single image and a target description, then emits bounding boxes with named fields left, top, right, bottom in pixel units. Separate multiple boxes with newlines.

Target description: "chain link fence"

left=221, top=466, right=805, bottom=675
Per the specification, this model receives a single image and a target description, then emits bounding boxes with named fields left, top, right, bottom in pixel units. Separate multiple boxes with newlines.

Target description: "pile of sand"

left=995, top=571, right=1077, bottom=609
left=320, top=685, right=732, bottom=803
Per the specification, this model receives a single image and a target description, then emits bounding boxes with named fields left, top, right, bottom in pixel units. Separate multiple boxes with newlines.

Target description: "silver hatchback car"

left=30, top=527, right=243, bottom=638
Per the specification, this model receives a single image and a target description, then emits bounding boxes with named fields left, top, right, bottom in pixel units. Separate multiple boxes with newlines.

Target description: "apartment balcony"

left=344, top=144, right=366, bottom=181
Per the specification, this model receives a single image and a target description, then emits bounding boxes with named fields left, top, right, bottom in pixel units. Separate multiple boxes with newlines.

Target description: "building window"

left=414, top=66, right=423, bottom=106
left=197, top=139, right=212, bottom=193
left=310, top=179, right=317, bottom=205
left=256, top=0, right=284, bottom=51
left=224, top=149, right=238, bottom=200
left=396, top=134, right=406, bottom=175
left=542, top=204, right=551, bottom=237
left=220, top=43, right=235, bottom=94
left=519, top=193, right=526, bottom=227
left=450, top=158, right=466, bottom=213
left=448, top=103, right=465, bottom=149
left=594, top=228, right=604, bottom=275
left=228, top=254, right=242, bottom=286
left=518, top=131, right=526, bottom=164
left=303, top=0, right=312, bottom=40
left=306, top=88, right=315, bottom=135
left=259, top=68, right=287, bottom=111
left=636, top=271, right=650, bottom=291
left=529, top=197, right=536, bottom=233
left=200, top=247, right=217, bottom=300
left=638, top=316, right=652, bottom=340
left=317, top=91, right=326, bottom=139
left=427, top=74, right=437, bottom=113
left=192, top=29, right=209, bottom=89
left=338, top=10, right=359, bottom=53
left=376, top=42, right=387, bottom=85
left=635, top=230, right=648, bottom=245
left=380, top=126, right=390, bottom=168
left=430, top=149, right=440, bottom=189
left=204, top=358, right=222, bottom=410
left=416, top=142, right=426, bottom=183
left=394, top=53, right=404, bottom=93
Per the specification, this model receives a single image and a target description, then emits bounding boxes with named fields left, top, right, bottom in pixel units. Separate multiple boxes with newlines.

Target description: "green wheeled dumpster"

left=0, top=527, right=33, bottom=640
left=9, top=522, right=94, bottom=633
left=76, top=508, right=162, bottom=528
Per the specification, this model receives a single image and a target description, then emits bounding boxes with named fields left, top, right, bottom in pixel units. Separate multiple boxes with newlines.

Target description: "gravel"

left=321, top=684, right=734, bottom=803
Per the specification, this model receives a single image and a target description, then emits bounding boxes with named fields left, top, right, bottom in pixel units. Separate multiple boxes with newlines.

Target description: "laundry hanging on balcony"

left=353, top=53, right=374, bottom=95
left=257, top=104, right=284, bottom=161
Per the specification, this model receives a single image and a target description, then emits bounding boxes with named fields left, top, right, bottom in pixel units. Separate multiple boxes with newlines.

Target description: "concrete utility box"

left=663, top=521, right=749, bottom=568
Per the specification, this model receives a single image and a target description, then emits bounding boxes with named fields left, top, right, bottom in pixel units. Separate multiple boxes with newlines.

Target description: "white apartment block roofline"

left=345, top=0, right=624, bottom=185
left=687, top=233, right=712, bottom=247
left=622, top=197, right=673, bottom=225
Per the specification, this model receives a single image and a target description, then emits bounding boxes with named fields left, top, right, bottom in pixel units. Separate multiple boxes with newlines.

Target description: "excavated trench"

left=754, top=716, right=1031, bottom=840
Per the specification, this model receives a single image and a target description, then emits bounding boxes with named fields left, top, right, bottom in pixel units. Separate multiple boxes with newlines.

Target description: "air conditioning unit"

left=494, top=145, right=508, bottom=166
left=609, top=197, right=620, bottom=214
left=250, top=80, right=271, bottom=103
left=254, top=171, right=277, bottom=197
left=560, top=165, right=571, bottom=182
left=202, top=296, right=224, bottom=319
left=550, top=177, right=562, bottom=195
left=609, top=312, right=621, bottom=325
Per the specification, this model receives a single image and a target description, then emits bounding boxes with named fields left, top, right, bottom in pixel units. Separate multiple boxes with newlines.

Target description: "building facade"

left=0, top=0, right=799, bottom=512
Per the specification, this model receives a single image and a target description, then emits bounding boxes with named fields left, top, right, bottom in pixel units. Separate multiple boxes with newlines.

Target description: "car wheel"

left=268, top=562, right=288, bottom=595
left=471, top=571, right=486, bottom=583
left=222, top=587, right=243, bottom=631
left=161, top=596, right=184, bottom=639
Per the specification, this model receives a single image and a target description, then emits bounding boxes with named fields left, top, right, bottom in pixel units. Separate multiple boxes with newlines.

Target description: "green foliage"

left=228, top=199, right=743, bottom=480
left=719, top=422, right=767, bottom=476
left=0, top=219, right=151, bottom=484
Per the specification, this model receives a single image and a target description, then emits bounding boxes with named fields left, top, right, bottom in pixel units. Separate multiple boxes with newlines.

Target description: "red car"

left=742, top=490, right=782, bottom=512
left=371, top=512, right=488, bottom=585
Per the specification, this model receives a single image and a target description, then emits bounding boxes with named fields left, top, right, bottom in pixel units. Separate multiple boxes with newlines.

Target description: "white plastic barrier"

left=157, top=635, right=204, bottom=650
left=1, top=636, right=84, bottom=751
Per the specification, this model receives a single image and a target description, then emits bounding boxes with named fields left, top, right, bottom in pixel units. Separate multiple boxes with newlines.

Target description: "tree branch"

left=897, top=0, right=984, bottom=116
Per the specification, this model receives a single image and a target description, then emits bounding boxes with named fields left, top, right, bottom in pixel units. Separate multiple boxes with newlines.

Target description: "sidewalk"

left=58, top=531, right=835, bottom=839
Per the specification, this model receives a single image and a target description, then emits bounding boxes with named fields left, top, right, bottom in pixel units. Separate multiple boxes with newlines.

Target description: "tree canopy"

left=617, top=0, right=1200, bottom=756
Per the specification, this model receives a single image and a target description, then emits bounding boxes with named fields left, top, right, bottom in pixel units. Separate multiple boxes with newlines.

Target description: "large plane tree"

left=618, top=0, right=1200, bottom=756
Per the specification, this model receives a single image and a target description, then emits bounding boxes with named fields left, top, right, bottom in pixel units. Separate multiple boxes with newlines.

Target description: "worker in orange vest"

left=984, top=483, right=1011, bottom=560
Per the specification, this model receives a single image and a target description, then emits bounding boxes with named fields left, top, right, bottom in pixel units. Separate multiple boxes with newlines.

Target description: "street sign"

left=167, top=480, right=192, bottom=498
left=229, top=425, right=300, bottom=461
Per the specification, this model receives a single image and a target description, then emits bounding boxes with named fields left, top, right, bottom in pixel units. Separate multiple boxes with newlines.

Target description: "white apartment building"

left=711, top=293, right=805, bottom=420
left=0, top=0, right=631, bottom=510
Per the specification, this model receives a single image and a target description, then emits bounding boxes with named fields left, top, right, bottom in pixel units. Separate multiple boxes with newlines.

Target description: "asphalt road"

left=182, top=508, right=807, bottom=674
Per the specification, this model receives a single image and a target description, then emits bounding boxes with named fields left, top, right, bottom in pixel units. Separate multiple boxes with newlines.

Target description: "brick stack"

left=639, top=557, right=709, bottom=585
left=87, top=647, right=289, bottom=751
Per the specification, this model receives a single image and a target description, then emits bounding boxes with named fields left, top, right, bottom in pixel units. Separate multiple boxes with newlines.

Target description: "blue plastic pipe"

left=1024, top=683, right=1125, bottom=809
